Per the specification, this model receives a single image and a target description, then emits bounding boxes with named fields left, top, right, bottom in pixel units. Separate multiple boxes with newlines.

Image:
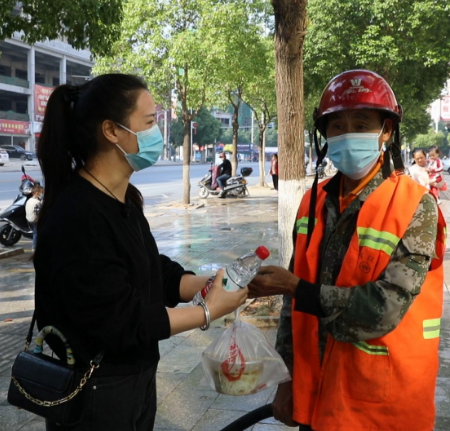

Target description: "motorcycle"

left=0, top=166, right=36, bottom=246
left=317, top=159, right=327, bottom=179
left=198, top=165, right=252, bottom=199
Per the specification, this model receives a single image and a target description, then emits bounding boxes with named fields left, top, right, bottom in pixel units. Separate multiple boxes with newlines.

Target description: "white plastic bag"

left=201, top=320, right=291, bottom=396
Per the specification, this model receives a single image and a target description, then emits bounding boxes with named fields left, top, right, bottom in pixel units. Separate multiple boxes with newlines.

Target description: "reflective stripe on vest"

left=357, top=227, right=401, bottom=256
left=423, top=318, right=441, bottom=339
left=296, top=217, right=317, bottom=235
left=353, top=341, right=389, bottom=356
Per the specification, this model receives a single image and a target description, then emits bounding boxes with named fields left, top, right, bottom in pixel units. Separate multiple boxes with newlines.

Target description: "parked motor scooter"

left=317, top=159, right=327, bottom=179
left=198, top=165, right=252, bottom=199
left=0, top=166, right=36, bottom=246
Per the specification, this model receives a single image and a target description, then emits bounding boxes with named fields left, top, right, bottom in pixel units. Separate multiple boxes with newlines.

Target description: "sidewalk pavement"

left=1, top=179, right=450, bottom=431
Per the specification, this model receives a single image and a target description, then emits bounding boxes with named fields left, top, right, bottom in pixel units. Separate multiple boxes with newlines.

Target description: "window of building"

left=0, top=99, right=12, bottom=111
left=0, top=65, right=11, bottom=77
left=15, top=69, right=27, bottom=80
left=16, top=101, right=28, bottom=114
left=52, top=77, right=60, bottom=86
left=35, top=73, right=45, bottom=84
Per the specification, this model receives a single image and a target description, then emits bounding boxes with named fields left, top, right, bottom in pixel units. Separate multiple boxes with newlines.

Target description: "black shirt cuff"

left=294, top=279, right=325, bottom=317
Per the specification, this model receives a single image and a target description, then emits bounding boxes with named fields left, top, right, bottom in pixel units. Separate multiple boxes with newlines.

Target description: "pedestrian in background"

left=34, top=74, right=247, bottom=431
left=269, top=153, right=279, bottom=190
left=427, top=145, right=444, bottom=203
left=217, top=152, right=232, bottom=198
left=25, top=184, right=43, bottom=252
left=249, top=70, right=445, bottom=431
left=408, top=149, right=431, bottom=189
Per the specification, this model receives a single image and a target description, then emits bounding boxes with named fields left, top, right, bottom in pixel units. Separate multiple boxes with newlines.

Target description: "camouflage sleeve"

left=274, top=236, right=296, bottom=371
left=275, top=295, right=293, bottom=371
left=320, top=193, right=438, bottom=343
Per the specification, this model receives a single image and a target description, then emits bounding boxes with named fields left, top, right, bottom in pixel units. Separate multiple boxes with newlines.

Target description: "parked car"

left=0, top=148, right=9, bottom=166
left=0, top=145, right=35, bottom=161
left=442, top=158, right=450, bottom=173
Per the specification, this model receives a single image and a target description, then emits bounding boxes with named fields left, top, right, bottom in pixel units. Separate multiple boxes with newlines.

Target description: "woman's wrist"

left=197, top=301, right=210, bottom=331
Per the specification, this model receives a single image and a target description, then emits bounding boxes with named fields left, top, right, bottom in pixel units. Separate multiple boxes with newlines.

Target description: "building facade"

left=0, top=33, right=92, bottom=152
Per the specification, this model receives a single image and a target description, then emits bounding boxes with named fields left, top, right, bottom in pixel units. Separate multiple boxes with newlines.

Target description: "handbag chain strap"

left=10, top=360, right=99, bottom=407
left=13, top=310, right=104, bottom=407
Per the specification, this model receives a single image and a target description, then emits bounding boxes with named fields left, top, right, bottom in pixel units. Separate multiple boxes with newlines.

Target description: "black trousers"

left=272, top=174, right=279, bottom=190
left=46, top=365, right=157, bottom=431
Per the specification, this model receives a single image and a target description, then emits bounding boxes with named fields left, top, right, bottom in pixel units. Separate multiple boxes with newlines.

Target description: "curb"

left=0, top=247, right=24, bottom=259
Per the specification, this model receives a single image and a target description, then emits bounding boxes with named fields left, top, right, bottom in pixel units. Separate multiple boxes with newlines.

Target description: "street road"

left=0, top=161, right=271, bottom=211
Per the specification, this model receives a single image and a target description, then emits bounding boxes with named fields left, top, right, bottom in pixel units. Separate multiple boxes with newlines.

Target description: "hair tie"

left=63, top=85, right=81, bottom=104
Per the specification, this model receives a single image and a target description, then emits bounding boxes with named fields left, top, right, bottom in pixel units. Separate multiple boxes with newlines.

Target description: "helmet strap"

left=390, top=123, right=405, bottom=174
left=307, top=129, right=329, bottom=248
left=382, top=148, right=391, bottom=179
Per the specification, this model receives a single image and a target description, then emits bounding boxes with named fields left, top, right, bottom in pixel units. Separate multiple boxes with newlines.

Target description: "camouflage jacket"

left=275, top=171, right=438, bottom=369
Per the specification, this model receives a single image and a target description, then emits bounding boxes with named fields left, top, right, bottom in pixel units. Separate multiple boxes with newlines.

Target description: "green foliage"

left=242, top=36, right=277, bottom=133
left=401, top=104, right=433, bottom=144
left=413, top=129, right=446, bottom=150
left=218, top=127, right=277, bottom=146
left=94, top=0, right=219, bottom=110
left=170, top=120, right=184, bottom=148
left=193, top=108, right=221, bottom=146
left=304, top=0, right=450, bottom=141
left=0, top=0, right=122, bottom=56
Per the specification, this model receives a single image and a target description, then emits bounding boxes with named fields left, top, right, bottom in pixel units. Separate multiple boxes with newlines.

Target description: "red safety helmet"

left=313, top=69, right=403, bottom=137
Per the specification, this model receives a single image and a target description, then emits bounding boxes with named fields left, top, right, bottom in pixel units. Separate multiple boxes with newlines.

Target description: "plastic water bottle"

left=193, top=246, right=270, bottom=305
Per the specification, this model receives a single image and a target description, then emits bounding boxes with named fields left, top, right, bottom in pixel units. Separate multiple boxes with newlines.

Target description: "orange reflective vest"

left=292, top=174, right=446, bottom=431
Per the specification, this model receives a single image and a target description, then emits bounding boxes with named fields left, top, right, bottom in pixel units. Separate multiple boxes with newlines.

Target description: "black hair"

left=413, top=148, right=427, bottom=158
left=429, top=145, right=440, bottom=155
left=37, top=74, right=148, bottom=228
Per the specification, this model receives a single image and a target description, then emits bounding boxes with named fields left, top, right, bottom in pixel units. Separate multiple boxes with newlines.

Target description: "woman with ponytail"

left=34, top=74, right=248, bottom=431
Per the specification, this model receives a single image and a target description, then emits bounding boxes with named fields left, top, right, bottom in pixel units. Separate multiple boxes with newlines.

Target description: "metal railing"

left=0, top=75, right=29, bottom=88
left=0, top=110, right=30, bottom=121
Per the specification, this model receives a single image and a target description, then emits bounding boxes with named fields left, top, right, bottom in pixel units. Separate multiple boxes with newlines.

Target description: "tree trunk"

left=231, top=104, right=239, bottom=176
left=272, top=0, right=308, bottom=269
left=182, top=119, right=191, bottom=204
left=258, top=123, right=267, bottom=187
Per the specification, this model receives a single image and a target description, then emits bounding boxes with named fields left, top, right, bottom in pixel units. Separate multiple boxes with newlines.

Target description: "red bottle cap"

left=255, top=245, right=270, bottom=260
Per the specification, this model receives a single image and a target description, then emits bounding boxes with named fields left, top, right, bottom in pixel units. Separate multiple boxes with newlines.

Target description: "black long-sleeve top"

left=219, top=159, right=232, bottom=176
left=34, top=175, right=191, bottom=376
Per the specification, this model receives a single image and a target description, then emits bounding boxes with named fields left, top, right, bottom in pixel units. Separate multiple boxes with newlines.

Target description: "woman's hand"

left=248, top=266, right=299, bottom=298
left=204, top=269, right=248, bottom=321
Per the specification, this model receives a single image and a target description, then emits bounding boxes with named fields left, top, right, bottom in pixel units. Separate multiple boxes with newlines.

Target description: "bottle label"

left=200, top=276, right=216, bottom=298
left=223, top=267, right=243, bottom=292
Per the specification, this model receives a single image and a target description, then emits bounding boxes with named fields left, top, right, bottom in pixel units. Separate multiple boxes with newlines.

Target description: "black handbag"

left=7, top=312, right=103, bottom=426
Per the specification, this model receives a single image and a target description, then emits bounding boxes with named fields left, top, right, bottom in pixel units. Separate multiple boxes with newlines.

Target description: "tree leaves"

left=304, top=0, right=450, bottom=140
left=0, top=0, right=123, bottom=57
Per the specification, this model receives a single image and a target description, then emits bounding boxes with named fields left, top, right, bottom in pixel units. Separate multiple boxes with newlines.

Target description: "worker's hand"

left=248, top=266, right=299, bottom=298
left=272, top=381, right=298, bottom=427
left=205, top=269, right=248, bottom=320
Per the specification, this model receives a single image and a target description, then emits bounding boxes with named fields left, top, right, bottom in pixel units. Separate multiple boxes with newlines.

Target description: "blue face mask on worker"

left=326, top=123, right=385, bottom=180
left=116, top=124, right=164, bottom=171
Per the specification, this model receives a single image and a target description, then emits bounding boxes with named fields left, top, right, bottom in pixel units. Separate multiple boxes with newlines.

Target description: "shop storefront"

left=0, top=119, right=31, bottom=148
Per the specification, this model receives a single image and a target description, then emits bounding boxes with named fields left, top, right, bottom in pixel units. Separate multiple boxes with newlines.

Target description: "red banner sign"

left=0, top=119, right=30, bottom=135
left=34, top=84, right=54, bottom=122
left=441, top=96, right=450, bottom=122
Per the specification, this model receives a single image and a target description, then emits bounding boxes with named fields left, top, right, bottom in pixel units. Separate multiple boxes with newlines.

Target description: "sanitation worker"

left=249, top=69, right=445, bottom=431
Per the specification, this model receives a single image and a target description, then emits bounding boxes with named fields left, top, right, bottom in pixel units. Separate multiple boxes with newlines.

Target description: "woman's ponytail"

left=37, top=84, right=80, bottom=228
left=37, top=74, right=149, bottom=228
